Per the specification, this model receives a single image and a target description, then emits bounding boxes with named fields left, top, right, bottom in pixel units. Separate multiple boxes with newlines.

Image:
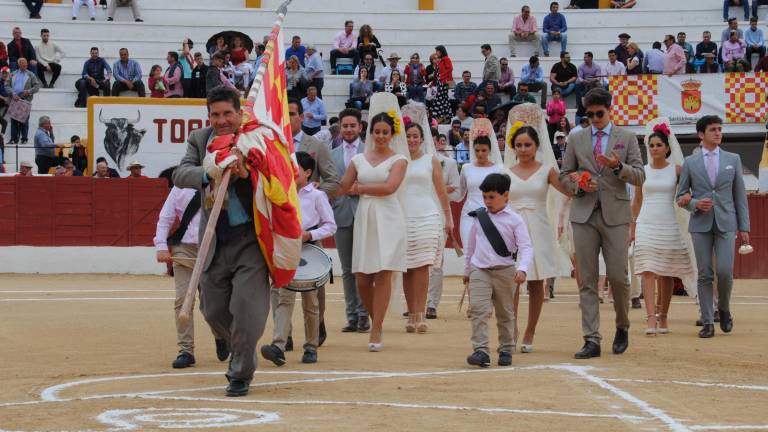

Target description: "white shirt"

left=603, top=60, right=626, bottom=85
left=299, top=184, right=337, bottom=241
left=153, top=187, right=200, bottom=251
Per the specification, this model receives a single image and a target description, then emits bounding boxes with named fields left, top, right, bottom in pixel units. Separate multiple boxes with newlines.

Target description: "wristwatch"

left=612, top=162, right=623, bottom=175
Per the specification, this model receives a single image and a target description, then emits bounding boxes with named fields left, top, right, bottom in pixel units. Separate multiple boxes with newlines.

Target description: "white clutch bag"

left=738, top=243, right=754, bottom=255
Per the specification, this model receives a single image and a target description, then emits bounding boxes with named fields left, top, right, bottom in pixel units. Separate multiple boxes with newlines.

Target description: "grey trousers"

left=427, top=267, right=444, bottom=310
left=571, top=208, right=631, bottom=344
left=335, top=225, right=367, bottom=321
left=691, top=228, right=735, bottom=325
left=200, top=231, right=270, bottom=381
left=107, top=0, right=142, bottom=19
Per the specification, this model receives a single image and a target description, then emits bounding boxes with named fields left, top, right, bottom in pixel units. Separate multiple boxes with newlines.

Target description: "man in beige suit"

left=559, top=88, right=645, bottom=359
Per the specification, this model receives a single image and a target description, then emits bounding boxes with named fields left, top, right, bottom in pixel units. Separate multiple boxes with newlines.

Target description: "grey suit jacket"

left=559, top=125, right=645, bottom=226
left=330, top=140, right=365, bottom=228
left=483, top=55, right=501, bottom=82
left=437, top=154, right=462, bottom=201
left=676, top=149, right=750, bottom=233
left=297, top=133, right=340, bottom=197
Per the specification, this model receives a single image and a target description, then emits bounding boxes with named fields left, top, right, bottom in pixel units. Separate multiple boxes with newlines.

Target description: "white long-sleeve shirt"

left=464, top=206, right=533, bottom=276
left=35, top=41, right=65, bottom=67
left=299, top=183, right=337, bottom=241
left=153, top=187, right=200, bottom=251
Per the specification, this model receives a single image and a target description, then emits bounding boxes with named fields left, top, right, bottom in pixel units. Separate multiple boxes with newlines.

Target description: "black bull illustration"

left=99, top=110, right=147, bottom=170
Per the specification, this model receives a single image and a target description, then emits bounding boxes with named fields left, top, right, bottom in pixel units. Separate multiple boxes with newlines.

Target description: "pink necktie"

left=706, top=152, right=717, bottom=186
left=594, top=130, right=604, bottom=170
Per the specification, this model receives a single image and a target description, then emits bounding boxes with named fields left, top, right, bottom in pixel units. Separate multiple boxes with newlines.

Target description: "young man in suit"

left=676, top=115, right=750, bottom=338
left=559, top=88, right=645, bottom=359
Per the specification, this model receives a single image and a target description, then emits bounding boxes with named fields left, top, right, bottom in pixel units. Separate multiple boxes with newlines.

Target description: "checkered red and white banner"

left=609, top=73, right=768, bottom=126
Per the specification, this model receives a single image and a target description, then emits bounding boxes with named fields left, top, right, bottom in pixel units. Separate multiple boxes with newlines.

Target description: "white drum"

left=285, top=244, right=332, bottom=292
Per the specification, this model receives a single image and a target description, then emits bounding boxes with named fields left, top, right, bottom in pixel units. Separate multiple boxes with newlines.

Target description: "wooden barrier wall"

left=0, top=178, right=766, bottom=278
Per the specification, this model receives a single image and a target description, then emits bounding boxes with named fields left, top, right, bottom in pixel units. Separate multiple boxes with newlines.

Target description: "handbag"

left=426, top=86, right=437, bottom=101
left=8, top=98, right=31, bottom=123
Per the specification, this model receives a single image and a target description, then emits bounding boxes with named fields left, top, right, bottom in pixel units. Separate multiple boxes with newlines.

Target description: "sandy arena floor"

left=0, top=274, right=766, bottom=431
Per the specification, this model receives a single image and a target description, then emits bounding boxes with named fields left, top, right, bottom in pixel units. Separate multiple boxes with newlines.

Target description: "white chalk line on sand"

left=691, top=426, right=768, bottom=430
left=604, top=378, right=768, bottom=392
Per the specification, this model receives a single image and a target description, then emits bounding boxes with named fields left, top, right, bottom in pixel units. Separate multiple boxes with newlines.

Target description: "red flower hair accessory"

left=652, top=123, right=671, bottom=137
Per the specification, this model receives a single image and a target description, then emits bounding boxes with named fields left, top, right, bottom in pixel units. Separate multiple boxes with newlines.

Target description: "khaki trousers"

left=172, top=243, right=198, bottom=354
left=468, top=265, right=518, bottom=355
left=571, top=208, right=631, bottom=344
left=270, top=287, right=320, bottom=353
left=508, top=32, right=541, bottom=56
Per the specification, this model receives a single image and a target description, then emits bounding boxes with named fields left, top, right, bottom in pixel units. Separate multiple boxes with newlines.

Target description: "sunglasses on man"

left=586, top=110, right=606, bottom=119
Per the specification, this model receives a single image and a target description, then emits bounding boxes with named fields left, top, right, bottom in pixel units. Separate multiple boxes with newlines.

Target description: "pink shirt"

left=343, top=138, right=361, bottom=168
left=163, top=62, right=184, bottom=97
left=464, top=206, right=533, bottom=276
left=513, top=15, right=538, bottom=33
left=154, top=187, right=200, bottom=251
left=333, top=30, right=355, bottom=50
left=722, top=39, right=747, bottom=63
left=663, top=43, right=686, bottom=75
left=299, top=184, right=337, bottom=241
left=546, top=99, right=566, bottom=125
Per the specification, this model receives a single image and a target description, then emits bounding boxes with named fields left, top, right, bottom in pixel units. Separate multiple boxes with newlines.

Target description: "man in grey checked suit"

left=330, top=108, right=369, bottom=333
left=559, top=88, right=645, bottom=359
left=676, top=115, right=750, bottom=339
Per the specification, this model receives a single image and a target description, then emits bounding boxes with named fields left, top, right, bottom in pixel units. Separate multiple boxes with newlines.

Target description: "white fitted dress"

left=458, top=163, right=504, bottom=247
left=404, top=154, right=442, bottom=268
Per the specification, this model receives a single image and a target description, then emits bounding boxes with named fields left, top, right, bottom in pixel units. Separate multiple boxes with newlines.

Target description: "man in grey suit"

left=676, top=115, right=750, bottom=338
left=172, top=87, right=269, bottom=397
left=559, top=88, right=645, bottom=359
left=331, top=108, right=370, bottom=333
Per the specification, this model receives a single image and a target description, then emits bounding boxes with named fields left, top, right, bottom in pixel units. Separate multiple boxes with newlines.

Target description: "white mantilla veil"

left=401, top=102, right=436, bottom=156
left=365, top=92, right=410, bottom=160
left=644, top=117, right=698, bottom=295
left=469, top=118, right=504, bottom=166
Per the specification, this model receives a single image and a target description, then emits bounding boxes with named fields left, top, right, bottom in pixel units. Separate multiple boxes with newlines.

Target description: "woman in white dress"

left=631, top=121, right=696, bottom=335
left=338, top=102, right=409, bottom=351
left=506, top=126, right=571, bottom=353
left=402, top=122, right=453, bottom=333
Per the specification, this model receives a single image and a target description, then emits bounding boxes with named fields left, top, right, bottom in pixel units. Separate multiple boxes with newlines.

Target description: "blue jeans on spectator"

left=552, top=82, right=577, bottom=98
left=407, top=85, right=425, bottom=103
left=723, top=0, right=750, bottom=20
left=542, top=32, right=568, bottom=56
left=10, top=119, right=29, bottom=143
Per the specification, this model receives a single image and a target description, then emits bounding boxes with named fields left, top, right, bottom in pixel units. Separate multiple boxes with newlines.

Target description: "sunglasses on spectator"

left=586, top=110, right=606, bottom=119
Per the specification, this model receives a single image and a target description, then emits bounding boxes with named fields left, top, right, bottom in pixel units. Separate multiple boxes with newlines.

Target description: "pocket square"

left=614, top=143, right=625, bottom=150
left=725, top=165, right=734, bottom=170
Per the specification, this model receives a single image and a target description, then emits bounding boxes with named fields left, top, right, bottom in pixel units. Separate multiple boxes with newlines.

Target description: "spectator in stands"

left=301, top=86, right=326, bottom=135
left=565, top=0, right=598, bottom=8
left=0, top=67, right=9, bottom=136
left=69, top=135, right=88, bottom=173
left=478, top=82, right=501, bottom=111
left=285, top=35, right=307, bottom=67
left=696, top=31, right=719, bottom=60
left=177, top=39, right=195, bottom=97
left=313, top=116, right=339, bottom=147
left=94, top=156, right=120, bottom=177
left=8, top=28, right=38, bottom=73
left=677, top=32, right=695, bottom=71
left=207, top=36, right=228, bottom=64
left=509, top=5, right=540, bottom=57
left=553, top=131, right=567, bottom=166
left=148, top=65, right=165, bottom=98
left=163, top=51, right=183, bottom=98
left=16, top=160, right=34, bottom=176
left=356, top=25, right=381, bottom=63
left=353, top=54, right=377, bottom=89
left=205, top=52, right=228, bottom=92
left=72, top=0, right=96, bottom=20
left=550, top=51, right=577, bottom=97
left=700, top=53, right=721, bottom=73
left=111, top=48, right=145, bottom=97
left=305, top=44, right=324, bottom=98
left=546, top=88, right=566, bottom=141
left=611, top=0, right=637, bottom=7
left=626, top=42, right=645, bottom=74
left=229, top=37, right=252, bottom=91
left=663, top=34, right=687, bottom=75
left=385, top=70, right=408, bottom=106
left=745, top=17, right=766, bottom=65
left=542, top=1, right=568, bottom=57
left=481, top=44, right=501, bottom=85
left=454, top=131, right=470, bottom=164
left=62, top=159, right=82, bottom=176
left=377, top=52, right=405, bottom=86
left=723, top=0, right=750, bottom=22
left=5, top=58, right=40, bottom=145
left=253, top=43, right=265, bottom=69
left=330, top=20, right=358, bottom=73
left=605, top=49, right=627, bottom=79
left=452, top=105, right=472, bottom=130
left=570, top=115, right=588, bottom=135
left=431, top=45, right=454, bottom=123
left=721, top=18, right=743, bottom=44
left=644, top=41, right=665, bottom=74
left=127, top=161, right=147, bottom=178
left=425, top=53, right=438, bottom=88
left=453, top=71, right=477, bottom=105
left=75, top=47, right=111, bottom=107
left=286, top=55, right=308, bottom=100
left=35, top=29, right=64, bottom=89
left=189, top=52, right=208, bottom=98
left=498, top=57, right=516, bottom=97
left=447, top=119, right=463, bottom=147
left=520, top=55, right=547, bottom=108
left=53, top=165, right=67, bottom=176
left=404, top=53, right=426, bottom=102
left=107, top=0, right=142, bottom=22
left=557, top=116, right=572, bottom=136
left=512, top=82, right=537, bottom=103
left=722, top=30, right=750, bottom=71
left=754, top=50, right=768, bottom=70
left=615, top=33, right=631, bottom=65
left=577, top=51, right=602, bottom=88
left=23, top=0, right=43, bottom=19
left=0, top=42, right=7, bottom=69
left=33, top=116, right=63, bottom=174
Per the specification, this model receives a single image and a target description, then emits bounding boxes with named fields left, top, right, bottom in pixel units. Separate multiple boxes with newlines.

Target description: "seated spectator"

left=6, top=58, right=41, bottom=144
left=451, top=105, right=473, bottom=130
left=448, top=120, right=463, bottom=147
left=35, top=29, right=64, bottom=88
left=498, top=57, right=516, bottom=97
left=610, top=0, right=637, bottom=7
left=62, top=159, right=82, bottom=176
left=16, top=160, right=34, bottom=176
left=454, top=136, right=470, bottom=164
left=696, top=31, right=719, bottom=60
left=615, top=33, right=631, bottom=65
left=745, top=17, right=766, bottom=65
left=207, top=36, right=228, bottom=64
left=8, top=27, right=38, bottom=73
left=347, top=67, right=372, bottom=110
left=377, top=52, right=404, bottom=86
left=107, top=0, right=142, bottom=22
left=353, top=54, right=377, bottom=89
left=301, top=86, right=326, bottom=135
left=542, top=1, right=568, bottom=57
left=285, top=35, right=307, bottom=67
left=604, top=49, right=627, bottom=86
left=164, top=51, right=183, bottom=98
left=404, top=53, right=426, bottom=103
left=699, top=53, right=722, bottom=73
left=304, top=44, right=324, bottom=98
left=112, top=48, right=145, bottom=97
left=330, top=20, right=358, bottom=73
left=229, top=37, right=253, bottom=90
left=626, top=42, right=644, bottom=74
left=509, top=5, right=540, bottom=57
left=723, top=0, right=750, bottom=22
left=53, top=165, right=67, bottom=176
left=93, top=156, right=120, bottom=177
left=453, top=71, right=477, bottom=105
left=570, top=115, right=589, bottom=135
left=663, top=35, right=687, bottom=75
left=286, top=55, right=308, bottom=100
left=721, top=18, right=743, bottom=44
left=753, top=0, right=768, bottom=18
left=205, top=51, right=236, bottom=92
left=34, top=116, right=64, bottom=174
left=553, top=131, right=567, bottom=167
left=754, top=51, right=768, bottom=70
left=512, top=82, right=537, bottom=104
left=75, top=47, right=111, bottom=107
left=0, top=42, right=7, bottom=69
left=481, top=44, right=501, bottom=85
left=722, top=30, right=750, bottom=71
left=644, top=41, right=665, bottom=74
left=0, top=66, right=9, bottom=136
left=69, top=135, right=88, bottom=173
left=472, top=104, right=488, bottom=119
left=557, top=116, right=572, bottom=136
left=519, top=55, right=547, bottom=108
left=550, top=51, right=577, bottom=97
left=385, top=69, right=408, bottom=106
left=565, top=0, right=598, bottom=8
left=546, top=89, right=566, bottom=141
left=356, top=25, right=381, bottom=63
left=72, top=0, right=96, bottom=20
left=127, top=161, right=147, bottom=178
left=23, top=0, right=44, bottom=19
left=189, top=52, right=208, bottom=98
left=478, top=82, right=501, bottom=111
left=677, top=32, right=695, bottom=71
left=313, top=117, right=339, bottom=147
left=148, top=65, right=165, bottom=98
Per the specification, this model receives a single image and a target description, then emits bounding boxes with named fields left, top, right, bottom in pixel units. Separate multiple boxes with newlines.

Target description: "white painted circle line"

left=96, top=408, right=279, bottom=430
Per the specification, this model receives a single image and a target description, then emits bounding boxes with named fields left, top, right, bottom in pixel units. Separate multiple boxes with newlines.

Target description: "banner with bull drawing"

left=609, top=73, right=768, bottom=126
left=87, top=97, right=211, bottom=177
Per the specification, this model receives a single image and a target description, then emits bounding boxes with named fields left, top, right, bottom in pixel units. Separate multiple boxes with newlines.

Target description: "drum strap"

left=467, top=207, right=515, bottom=259
left=168, top=190, right=202, bottom=246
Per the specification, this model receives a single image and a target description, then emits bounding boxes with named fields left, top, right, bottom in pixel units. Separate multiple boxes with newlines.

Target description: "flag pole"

left=247, top=0, right=293, bottom=104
